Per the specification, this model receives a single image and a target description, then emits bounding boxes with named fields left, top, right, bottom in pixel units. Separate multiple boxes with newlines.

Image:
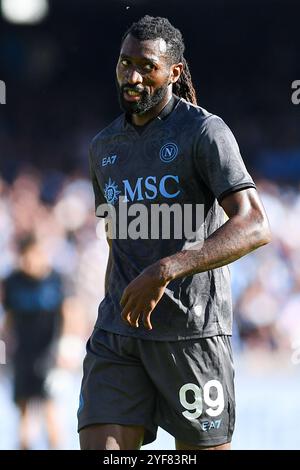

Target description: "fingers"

left=131, top=310, right=141, bottom=328
left=143, top=312, right=152, bottom=330
left=121, top=301, right=141, bottom=328
left=121, top=301, right=135, bottom=326
left=121, top=303, right=153, bottom=330
left=120, top=285, right=154, bottom=330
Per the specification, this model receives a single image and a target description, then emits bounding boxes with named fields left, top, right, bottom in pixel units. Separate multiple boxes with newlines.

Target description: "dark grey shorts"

left=77, top=328, right=235, bottom=447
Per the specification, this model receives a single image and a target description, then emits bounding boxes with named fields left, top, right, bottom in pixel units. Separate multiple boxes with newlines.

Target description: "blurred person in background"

left=1, top=234, right=63, bottom=450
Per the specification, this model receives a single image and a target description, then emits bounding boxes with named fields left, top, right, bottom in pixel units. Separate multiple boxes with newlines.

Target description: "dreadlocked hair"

left=122, top=15, right=197, bottom=105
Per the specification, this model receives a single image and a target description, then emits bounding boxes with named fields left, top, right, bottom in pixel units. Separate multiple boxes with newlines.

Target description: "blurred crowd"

left=0, top=169, right=108, bottom=344
left=231, top=180, right=300, bottom=353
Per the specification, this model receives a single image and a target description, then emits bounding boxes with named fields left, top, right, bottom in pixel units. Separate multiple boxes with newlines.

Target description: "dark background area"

left=0, top=0, right=299, bottom=181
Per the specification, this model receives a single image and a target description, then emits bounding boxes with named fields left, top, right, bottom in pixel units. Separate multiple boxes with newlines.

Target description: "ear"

left=170, top=62, right=183, bottom=84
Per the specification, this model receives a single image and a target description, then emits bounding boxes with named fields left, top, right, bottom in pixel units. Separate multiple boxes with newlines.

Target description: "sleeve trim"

left=217, top=183, right=257, bottom=203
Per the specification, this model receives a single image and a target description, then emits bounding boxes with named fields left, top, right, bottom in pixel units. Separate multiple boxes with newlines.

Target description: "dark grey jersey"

left=89, top=97, right=256, bottom=340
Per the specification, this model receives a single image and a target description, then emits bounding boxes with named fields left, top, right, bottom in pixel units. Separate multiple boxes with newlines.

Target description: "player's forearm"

left=155, top=212, right=271, bottom=283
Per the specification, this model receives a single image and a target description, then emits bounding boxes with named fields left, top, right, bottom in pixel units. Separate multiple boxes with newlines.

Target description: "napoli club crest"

left=159, top=143, right=178, bottom=163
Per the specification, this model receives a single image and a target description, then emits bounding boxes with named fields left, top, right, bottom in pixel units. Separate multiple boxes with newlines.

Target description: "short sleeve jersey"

left=2, top=270, right=63, bottom=352
left=89, top=97, right=256, bottom=340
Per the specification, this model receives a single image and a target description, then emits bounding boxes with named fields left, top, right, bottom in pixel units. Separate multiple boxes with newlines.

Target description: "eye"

left=120, top=59, right=130, bottom=66
left=143, top=63, right=155, bottom=72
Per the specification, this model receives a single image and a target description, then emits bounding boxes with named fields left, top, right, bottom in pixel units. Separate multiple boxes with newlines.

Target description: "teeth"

left=127, top=90, right=140, bottom=96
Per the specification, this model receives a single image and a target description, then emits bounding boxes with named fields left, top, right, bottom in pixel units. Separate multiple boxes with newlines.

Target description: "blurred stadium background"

left=0, top=0, right=300, bottom=449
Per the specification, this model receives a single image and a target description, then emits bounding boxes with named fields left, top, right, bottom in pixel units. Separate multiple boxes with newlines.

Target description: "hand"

left=120, top=263, right=169, bottom=330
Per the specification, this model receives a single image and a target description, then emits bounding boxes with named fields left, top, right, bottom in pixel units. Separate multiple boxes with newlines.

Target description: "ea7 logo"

left=200, top=419, right=222, bottom=432
left=0, top=80, right=6, bottom=104
left=102, top=155, right=117, bottom=166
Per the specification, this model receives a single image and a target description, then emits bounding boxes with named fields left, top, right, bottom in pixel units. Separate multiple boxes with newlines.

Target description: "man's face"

left=21, top=244, right=49, bottom=278
left=116, top=35, right=172, bottom=115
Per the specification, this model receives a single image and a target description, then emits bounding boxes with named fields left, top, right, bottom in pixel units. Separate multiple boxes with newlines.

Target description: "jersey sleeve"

left=89, top=144, right=107, bottom=217
left=194, top=115, right=256, bottom=202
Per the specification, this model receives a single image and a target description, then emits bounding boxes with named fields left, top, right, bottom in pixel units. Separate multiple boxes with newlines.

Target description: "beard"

left=117, top=79, right=169, bottom=115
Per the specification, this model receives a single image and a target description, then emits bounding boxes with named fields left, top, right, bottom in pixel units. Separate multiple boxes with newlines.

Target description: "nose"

left=126, top=68, right=143, bottom=85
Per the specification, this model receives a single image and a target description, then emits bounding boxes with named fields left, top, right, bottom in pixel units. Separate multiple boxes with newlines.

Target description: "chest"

left=8, top=278, right=60, bottom=313
left=94, top=129, right=204, bottom=206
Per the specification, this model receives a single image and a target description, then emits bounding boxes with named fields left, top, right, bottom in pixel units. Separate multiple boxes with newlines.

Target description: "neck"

left=21, top=264, right=50, bottom=280
left=131, top=88, right=173, bottom=126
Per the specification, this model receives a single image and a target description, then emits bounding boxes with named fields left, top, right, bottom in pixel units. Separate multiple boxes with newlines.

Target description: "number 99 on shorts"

left=179, top=380, right=224, bottom=420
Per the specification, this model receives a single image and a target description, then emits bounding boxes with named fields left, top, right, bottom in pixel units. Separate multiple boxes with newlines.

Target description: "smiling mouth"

left=123, top=88, right=143, bottom=102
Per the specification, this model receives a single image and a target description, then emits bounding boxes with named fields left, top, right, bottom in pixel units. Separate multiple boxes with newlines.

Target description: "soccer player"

left=78, top=16, right=271, bottom=450
left=2, top=235, right=63, bottom=449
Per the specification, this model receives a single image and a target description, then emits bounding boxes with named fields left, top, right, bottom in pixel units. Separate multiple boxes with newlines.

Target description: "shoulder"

left=45, top=270, right=63, bottom=291
left=177, top=99, right=227, bottom=135
left=90, top=114, right=124, bottom=156
left=1, top=271, right=22, bottom=298
left=3, top=270, right=20, bottom=286
left=177, top=97, right=213, bottom=121
left=47, top=269, right=61, bottom=281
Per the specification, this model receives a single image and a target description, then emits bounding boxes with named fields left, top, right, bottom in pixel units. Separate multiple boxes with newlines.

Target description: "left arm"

left=156, top=187, right=271, bottom=279
left=120, top=188, right=271, bottom=329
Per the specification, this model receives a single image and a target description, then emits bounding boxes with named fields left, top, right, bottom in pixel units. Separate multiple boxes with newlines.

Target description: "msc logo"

left=104, top=178, right=122, bottom=204
left=103, top=175, right=181, bottom=204
left=159, top=143, right=178, bottom=163
left=123, top=175, right=180, bottom=202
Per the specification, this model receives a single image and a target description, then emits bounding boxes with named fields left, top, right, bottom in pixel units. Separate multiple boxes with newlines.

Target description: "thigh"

left=140, top=335, right=235, bottom=448
left=78, top=329, right=158, bottom=447
left=80, top=423, right=145, bottom=450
